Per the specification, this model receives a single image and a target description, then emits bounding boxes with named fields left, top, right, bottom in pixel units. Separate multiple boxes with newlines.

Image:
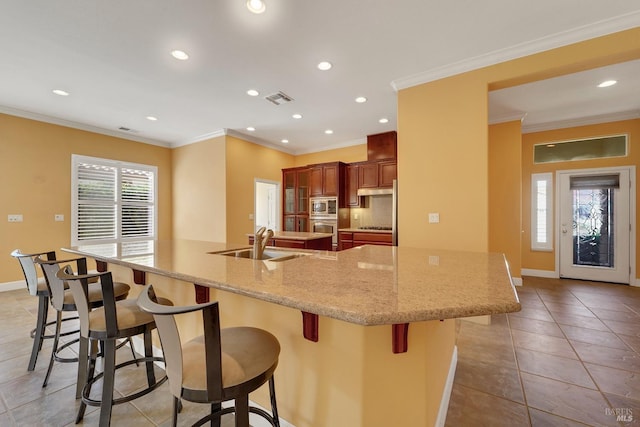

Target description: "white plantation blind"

left=72, top=155, right=157, bottom=245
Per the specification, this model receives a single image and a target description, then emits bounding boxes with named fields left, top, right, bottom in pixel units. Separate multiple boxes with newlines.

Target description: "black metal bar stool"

left=57, top=265, right=171, bottom=426
left=35, top=255, right=132, bottom=392
left=137, top=284, right=281, bottom=427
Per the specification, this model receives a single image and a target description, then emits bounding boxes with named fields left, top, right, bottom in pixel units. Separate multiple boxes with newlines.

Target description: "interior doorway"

left=557, top=166, right=634, bottom=284
left=255, top=179, right=280, bottom=232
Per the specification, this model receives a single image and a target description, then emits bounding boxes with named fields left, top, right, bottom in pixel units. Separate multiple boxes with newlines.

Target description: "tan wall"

left=398, top=27, right=640, bottom=257
left=521, top=118, right=640, bottom=273
left=489, top=121, right=522, bottom=277
left=294, top=144, right=367, bottom=166
left=225, top=135, right=294, bottom=244
left=172, top=136, right=227, bottom=242
left=1, top=114, right=173, bottom=283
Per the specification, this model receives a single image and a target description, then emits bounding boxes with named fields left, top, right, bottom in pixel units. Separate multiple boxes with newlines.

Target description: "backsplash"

left=349, top=195, right=392, bottom=228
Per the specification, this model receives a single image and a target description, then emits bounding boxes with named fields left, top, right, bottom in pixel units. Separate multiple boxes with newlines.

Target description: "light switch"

left=248, top=213, right=254, bottom=220
left=428, top=213, right=440, bottom=223
left=54, top=214, right=64, bottom=222
left=8, top=214, right=23, bottom=222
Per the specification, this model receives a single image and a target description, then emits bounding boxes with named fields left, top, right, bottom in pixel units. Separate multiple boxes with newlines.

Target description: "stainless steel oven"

left=310, top=197, right=337, bottom=216
left=310, top=218, right=338, bottom=247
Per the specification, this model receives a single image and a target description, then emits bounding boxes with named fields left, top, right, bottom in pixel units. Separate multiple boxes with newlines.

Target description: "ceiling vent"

left=118, top=126, right=139, bottom=133
left=265, top=91, right=294, bottom=105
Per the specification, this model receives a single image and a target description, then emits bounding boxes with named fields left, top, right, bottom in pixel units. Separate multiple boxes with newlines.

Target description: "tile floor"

left=446, top=276, right=640, bottom=427
left=1, top=276, right=640, bottom=426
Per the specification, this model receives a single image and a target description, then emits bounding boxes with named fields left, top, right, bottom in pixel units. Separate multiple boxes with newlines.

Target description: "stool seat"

left=87, top=297, right=172, bottom=339
left=60, top=281, right=129, bottom=310
left=182, top=327, right=280, bottom=392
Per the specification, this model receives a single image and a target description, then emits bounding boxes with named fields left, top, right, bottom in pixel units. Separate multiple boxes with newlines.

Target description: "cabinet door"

left=323, top=165, right=338, bottom=195
left=358, top=163, right=379, bottom=188
left=283, top=170, right=296, bottom=214
left=297, top=169, right=309, bottom=214
left=346, top=165, right=360, bottom=206
left=284, top=215, right=296, bottom=231
left=296, top=216, right=309, bottom=232
left=378, top=161, right=397, bottom=187
left=309, top=167, right=323, bottom=197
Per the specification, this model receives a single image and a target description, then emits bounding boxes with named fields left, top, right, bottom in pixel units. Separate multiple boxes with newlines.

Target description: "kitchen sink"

left=210, top=248, right=310, bottom=262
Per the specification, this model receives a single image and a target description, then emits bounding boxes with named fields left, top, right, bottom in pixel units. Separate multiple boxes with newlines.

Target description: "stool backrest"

left=35, top=256, right=88, bottom=311
left=11, top=249, right=56, bottom=295
left=137, top=284, right=223, bottom=402
left=57, top=265, right=119, bottom=338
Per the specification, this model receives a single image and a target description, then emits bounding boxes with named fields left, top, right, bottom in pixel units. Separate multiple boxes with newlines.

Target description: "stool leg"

left=143, top=330, right=156, bottom=386
left=172, top=396, right=180, bottom=427
left=269, top=376, right=280, bottom=427
left=234, top=395, right=249, bottom=427
left=76, top=336, right=89, bottom=399
left=42, top=310, right=62, bottom=387
left=99, top=340, right=116, bottom=427
left=211, top=402, right=221, bottom=427
left=28, top=295, right=49, bottom=371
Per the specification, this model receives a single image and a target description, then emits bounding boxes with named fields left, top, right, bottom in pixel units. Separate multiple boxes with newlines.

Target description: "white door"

left=558, top=167, right=632, bottom=284
left=255, top=180, right=279, bottom=231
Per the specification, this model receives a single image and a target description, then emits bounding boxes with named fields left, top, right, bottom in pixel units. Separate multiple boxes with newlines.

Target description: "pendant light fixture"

left=247, top=0, right=266, bottom=14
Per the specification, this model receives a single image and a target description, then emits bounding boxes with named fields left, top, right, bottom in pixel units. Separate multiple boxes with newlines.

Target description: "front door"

left=558, top=167, right=632, bottom=284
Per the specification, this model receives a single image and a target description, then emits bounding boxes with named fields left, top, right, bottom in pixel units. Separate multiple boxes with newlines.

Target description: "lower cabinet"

left=248, top=236, right=332, bottom=250
left=338, top=231, right=392, bottom=250
left=284, top=215, right=309, bottom=232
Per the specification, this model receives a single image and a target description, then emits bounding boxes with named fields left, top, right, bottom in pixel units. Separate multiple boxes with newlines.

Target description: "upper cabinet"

left=282, top=167, right=310, bottom=231
left=367, top=131, right=397, bottom=161
left=309, top=162, right=346, bottom=199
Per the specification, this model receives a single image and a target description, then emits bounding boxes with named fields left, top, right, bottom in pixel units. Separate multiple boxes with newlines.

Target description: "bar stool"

left=11, top=249, right=66, bottom=371
left=137, top=284, right=281, bottom=427
left=35, top=255, right=131, bottom=392
left=57, top=265, right=171, bottom=427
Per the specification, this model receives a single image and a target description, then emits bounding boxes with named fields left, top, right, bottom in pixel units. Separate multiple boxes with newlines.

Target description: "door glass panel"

left=572, top=187, right=614, bottom=267
left=297, top=170, right=309, bottom=214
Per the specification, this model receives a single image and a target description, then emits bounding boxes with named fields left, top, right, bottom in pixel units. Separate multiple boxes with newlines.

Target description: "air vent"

left=118, top=126, right=139, bottom=133
left=265, top=91, right=294, bottom=105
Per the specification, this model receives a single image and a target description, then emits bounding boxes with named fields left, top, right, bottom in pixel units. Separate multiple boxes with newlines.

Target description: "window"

left=72, top=155, right=157, bottom=245
left=533, top=134, right=627, bottom=164
left=531, top=172, right=553, bottom=251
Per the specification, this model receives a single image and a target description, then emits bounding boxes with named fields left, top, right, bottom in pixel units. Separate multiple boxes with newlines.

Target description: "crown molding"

left=489, top=112, right=527, bottom=125
left=522, top=110, right=640, bottom=134
left=391, top=10, right=640, bottom=91
left=0, top=105, right=171, bottom=147
left=172, top=129, right=227, bottom=147
left=291, top=137, right=367, bottom=155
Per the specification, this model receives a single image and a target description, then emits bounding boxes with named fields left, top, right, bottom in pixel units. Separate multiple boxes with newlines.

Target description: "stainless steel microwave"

left=310, top=197, right=337, bottom=217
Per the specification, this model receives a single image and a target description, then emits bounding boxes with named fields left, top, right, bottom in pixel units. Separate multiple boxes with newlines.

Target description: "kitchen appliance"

left=310, top=197, right=338, bottom=248
left=310, top=197, right=337, bottom=216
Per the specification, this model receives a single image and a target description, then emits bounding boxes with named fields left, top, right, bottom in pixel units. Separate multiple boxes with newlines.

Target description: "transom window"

left=71, top=155, right=157, bottom=245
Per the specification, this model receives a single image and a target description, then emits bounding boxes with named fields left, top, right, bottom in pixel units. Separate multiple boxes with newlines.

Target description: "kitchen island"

left=247, top=231, right=333, bottom=250
left=64, top=239, right=520, bottom=427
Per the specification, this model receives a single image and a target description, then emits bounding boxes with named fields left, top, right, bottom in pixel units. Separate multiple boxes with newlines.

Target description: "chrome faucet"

left=253, top=227, right=274, bottom=260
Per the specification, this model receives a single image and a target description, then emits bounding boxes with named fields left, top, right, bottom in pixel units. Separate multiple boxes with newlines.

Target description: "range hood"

left=357, top=188, right=393, bottom=196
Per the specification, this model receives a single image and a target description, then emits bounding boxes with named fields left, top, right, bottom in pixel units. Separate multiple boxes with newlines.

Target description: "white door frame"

left=254, top=178, right=281, bottom=232
left=554, top=165, right=636, bottom=285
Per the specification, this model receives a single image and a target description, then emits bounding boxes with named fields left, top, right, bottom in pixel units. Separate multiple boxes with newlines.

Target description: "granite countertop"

left=339, top=228, right=392, bottom=233
left=63, top=239, right=521, bottom=326
left=246, top=231, right=333, bottom=241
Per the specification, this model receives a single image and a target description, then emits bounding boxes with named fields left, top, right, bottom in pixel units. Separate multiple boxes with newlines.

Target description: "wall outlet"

left=54, top=214, right=64, bottom=222
left=8, top=214, right=23, bottom=222
left=428, top=213, right=440, bottom=223
left=248, top=213, right=254, bottom=220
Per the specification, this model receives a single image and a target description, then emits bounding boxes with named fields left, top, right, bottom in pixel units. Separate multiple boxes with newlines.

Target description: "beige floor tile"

left=529, top=408, right=592, bottom=427
left=511, top=329, right=578, bottom=360
left=453, top=356, right=525, bottom=403
left=586, top=363, right=640, bottom=401
left=445, top=383, right=529, bottom=427
left=560, top=323, right=630, bottom=350
left=572, top=341, right=640, bottom=373
left=508, top=316, right=565, bottom=338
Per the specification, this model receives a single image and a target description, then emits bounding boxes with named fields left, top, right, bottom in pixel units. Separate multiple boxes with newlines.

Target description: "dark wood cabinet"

left=282, top=167, right=309, bottom=231
left=308, top=162, right=345, bottom=199
left=367, top=131, right=397, bottom=160
left=358, top=162, right=379, bottom=188
left=346, top=165, right=360, bottom=207
left=378, top=161, right=397, bottom=187
left=339, top=231, right=392, bottom=250
left=249, top=235, right=331, bottom=250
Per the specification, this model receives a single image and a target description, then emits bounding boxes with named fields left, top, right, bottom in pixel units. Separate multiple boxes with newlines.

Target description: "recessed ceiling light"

left=247, top=127, right=256, bottom=131
left=355, top=96, right=367, bottom=103
left=246, top=0, right=266, bottom=14
left=292, top=113, right=303, bottom=119
left=324, top=129, right=333, bottom=135
left=379, top=118, right=389, bottom=124
left=281, top=139, right=289, bottom=144
left=171, top=50, right=189, bottom=60
left=597, top=80, right=617, bottom=88
left=317, top=61, right=332, bottom=71
left=52, top=89, right=69, bottom=96
left=146, top=116, right=158, bottom=121
left=247, top=89, right=259, bottom=96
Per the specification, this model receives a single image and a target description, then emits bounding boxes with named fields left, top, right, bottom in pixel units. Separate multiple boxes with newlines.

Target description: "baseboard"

left=512, top=277, right=523, bottom=286
left=521, top=268, right=558, bottom=279
left=0, top=280, right=26, bottom=292
left=129, top=335, right=294, bottom=427
left=435, top=345, right=458, bottom=427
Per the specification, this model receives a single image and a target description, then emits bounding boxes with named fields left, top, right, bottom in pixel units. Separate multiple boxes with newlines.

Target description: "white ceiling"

left=1, top=1, right=639, bottom=154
